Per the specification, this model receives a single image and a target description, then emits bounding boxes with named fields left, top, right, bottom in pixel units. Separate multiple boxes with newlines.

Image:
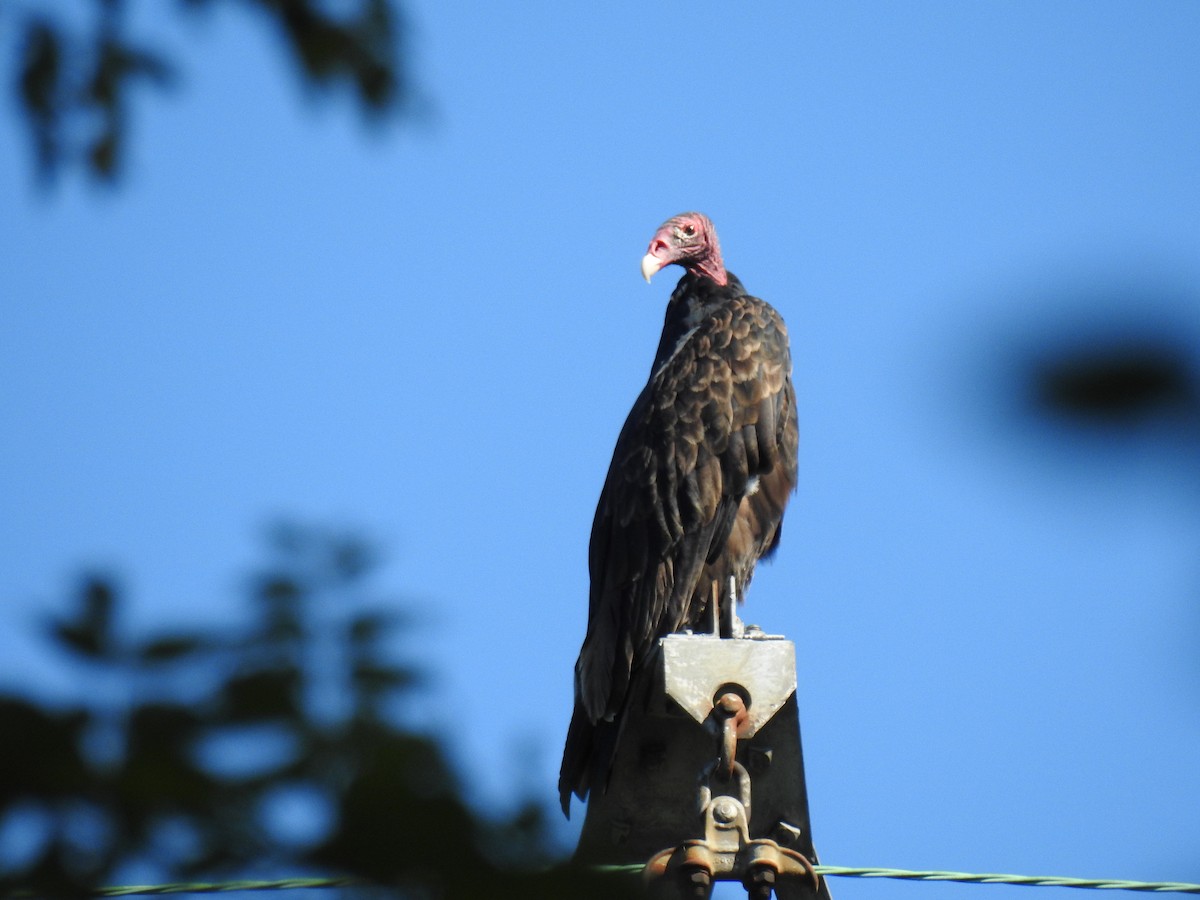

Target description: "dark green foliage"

left=1033, top=341, right=1197, bottom=424
left=260, top=0, right=401, bottom=110
left=0, top=700, right=90, bottom=804
left=48, top=579, right=117, bottom=660
left=9, top=0, right=410, bottom=184
left=0, top=526, right=635, bottom=899
left=17, top=19, right=63, bottom=176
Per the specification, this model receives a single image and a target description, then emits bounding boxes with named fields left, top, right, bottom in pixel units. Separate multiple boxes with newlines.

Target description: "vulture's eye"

left=681, top=223, right=696, bottom=237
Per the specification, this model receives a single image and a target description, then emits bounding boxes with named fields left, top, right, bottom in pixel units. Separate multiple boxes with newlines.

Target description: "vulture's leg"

left=720, top=575, right=745, bottom=639
left=708, top=580, right=720, bottom=636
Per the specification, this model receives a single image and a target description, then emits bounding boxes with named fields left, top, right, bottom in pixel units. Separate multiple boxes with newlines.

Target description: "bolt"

left=746, top=745, right=773, bottom=774
left=745, top=866, right=777, bottom=900
left=683, top=866, right=711, bottom=900
left=772, top=821, right=803, bottom=847
left=716, top=692, right=745, bottom=716
left=711, top=796, right=739, bottom=823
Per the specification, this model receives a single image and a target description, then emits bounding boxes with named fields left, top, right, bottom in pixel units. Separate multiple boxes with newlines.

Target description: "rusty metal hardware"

left=643, top=715, right=819, bottom=899
left=698, top=760, right=751, bottom=822
left=713, top=690, right=750, bottom=781
left=644, top=785, right=751, bottom=897
left=644, top=786, right=819, bottom=899
left=742, top=839, right=821, bottom=897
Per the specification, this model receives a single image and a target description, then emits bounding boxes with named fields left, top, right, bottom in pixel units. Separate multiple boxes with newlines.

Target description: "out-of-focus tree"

left=0, top=524, right=631, bottom=898
left=9, top=0, right=410, bottom=185
left=1031, top=337, right=1199, bottom=429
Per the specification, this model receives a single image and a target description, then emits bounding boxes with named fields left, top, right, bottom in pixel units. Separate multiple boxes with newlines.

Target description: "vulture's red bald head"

left=640, top=212, right=727, bottom=287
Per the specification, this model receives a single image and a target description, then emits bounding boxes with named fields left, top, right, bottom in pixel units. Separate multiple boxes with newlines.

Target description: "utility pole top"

left=573, top=632, right=830, bottom=900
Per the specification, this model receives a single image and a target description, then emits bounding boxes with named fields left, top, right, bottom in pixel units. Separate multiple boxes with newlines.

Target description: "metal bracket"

left=662, top=634, right=797, bottom=738
left=644, top=787, right=819, bottom=900
left=573, top=633, right=829, bottom=899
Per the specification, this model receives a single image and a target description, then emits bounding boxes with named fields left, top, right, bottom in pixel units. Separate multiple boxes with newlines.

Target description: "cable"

left=589, top=864, right=1200, bottom=894
left=9, top=864, right=1200, bottom=897
left=813, top=866, right=1200, bottom=894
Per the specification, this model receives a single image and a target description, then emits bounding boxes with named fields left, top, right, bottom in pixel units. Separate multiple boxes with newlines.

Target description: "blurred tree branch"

left=9, top=0, right=410, bottom=185
left=0, top=524, right=630, bottom=899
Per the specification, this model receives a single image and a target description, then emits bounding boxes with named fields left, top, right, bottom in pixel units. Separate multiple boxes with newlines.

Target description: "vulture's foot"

left=707, top=581, right=721, bottom=636
left=720, top=576, right=745, bottom=638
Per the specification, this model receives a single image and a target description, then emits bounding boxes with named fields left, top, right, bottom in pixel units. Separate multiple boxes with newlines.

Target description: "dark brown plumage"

left=559, top=213, right=799, bottom=816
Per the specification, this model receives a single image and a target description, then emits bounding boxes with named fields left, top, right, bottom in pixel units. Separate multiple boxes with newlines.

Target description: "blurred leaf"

left=0, top=852, right=96, bottom=900
left=49, top=578, right=117, bottom=660
left=17, top=18, right=61, bottom=177
left=331, top=537, right=375, bottom=579
left=89, top=128, right=119, bottom=178
left=254, top=575, right=305, bottom=642
left=220, top=667, right=302, bottom=721
left=478, top=800, right=556, bottom=870
left=348, top=612, right=389, bottom=643
left=1034, top=342, right=1197, bottom=423
left=137, top=635, right=208, bottom=663
left=266, top=0, right=400, bottom=113
left=10, top=0, right=412, bottom=185
left=127, top=704, right=203, bottom=753
left=88, top=40, right=173, bottom=106
left=89, top=38, right=120, bottom=107
left=121, top=704, right=211, bottom=814
left=352, top=661, right=421, bottom=695
left=0, top=698, right=90, bottom=803
left=259, top=574, right=303, bottom=604
left=309, top=726, right=480, bottom=883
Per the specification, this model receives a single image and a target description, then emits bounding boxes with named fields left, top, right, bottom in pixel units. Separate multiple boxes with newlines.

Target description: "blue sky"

left=4, top=1, right=1200, bottom=896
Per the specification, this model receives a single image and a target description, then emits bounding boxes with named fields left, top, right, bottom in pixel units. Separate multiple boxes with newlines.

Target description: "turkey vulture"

left=559, top=212, right=799, bottom=816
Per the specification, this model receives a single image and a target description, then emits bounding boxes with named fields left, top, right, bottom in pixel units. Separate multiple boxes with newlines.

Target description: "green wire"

left=592, top=864, right=1200, bottom=894
left=95, top=879, right=363, bottom=896
left=813, top=866, right=1200, bottom=894
left=8, top=864, right=1200, bottom=897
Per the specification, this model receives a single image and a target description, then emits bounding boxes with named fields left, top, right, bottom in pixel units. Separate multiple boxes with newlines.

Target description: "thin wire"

left=813, top=866, right=1200, bottom=894
left=8, top=865, right=1200, bottom=897
left=590, top=864, right=1200, bottom=894
left=95, top=878, right=364, bottom=896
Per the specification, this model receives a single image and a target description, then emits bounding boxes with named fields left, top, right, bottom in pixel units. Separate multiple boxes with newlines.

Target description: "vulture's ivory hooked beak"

left=641, top=253, right=665, bottom=283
